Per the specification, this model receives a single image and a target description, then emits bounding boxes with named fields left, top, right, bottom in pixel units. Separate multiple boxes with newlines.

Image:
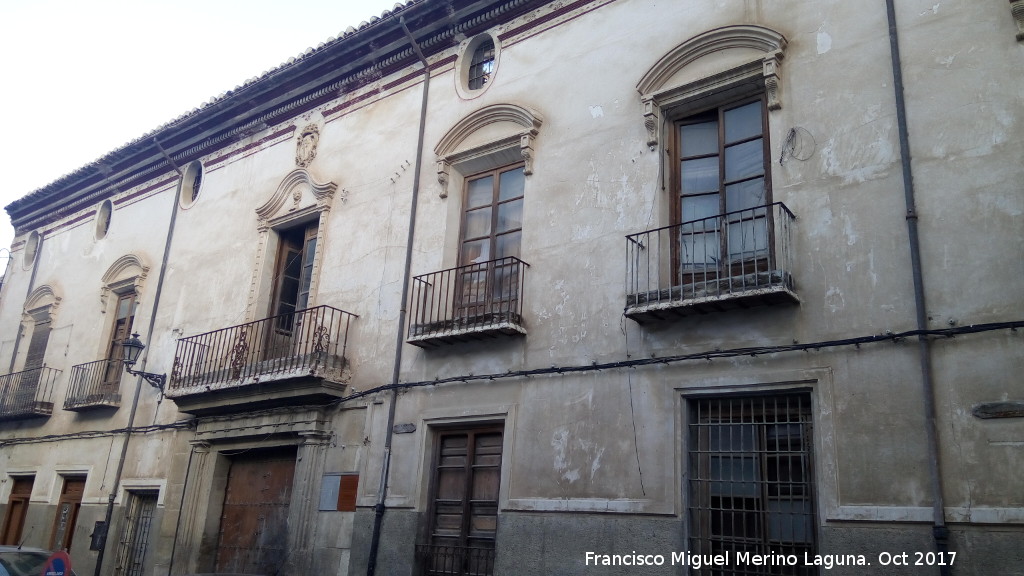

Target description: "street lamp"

left=121, top=333, right=166, bottom=393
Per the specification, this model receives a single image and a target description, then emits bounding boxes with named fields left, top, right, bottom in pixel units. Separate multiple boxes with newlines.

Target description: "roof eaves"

left=5, top=0, right=423, bottom=220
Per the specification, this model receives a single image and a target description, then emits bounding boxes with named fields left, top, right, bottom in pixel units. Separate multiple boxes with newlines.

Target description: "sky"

left=0, top=0, right=405, bottom=272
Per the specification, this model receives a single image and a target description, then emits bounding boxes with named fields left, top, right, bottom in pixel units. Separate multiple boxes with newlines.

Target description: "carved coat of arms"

left=295, top=124, right=320, bottom=167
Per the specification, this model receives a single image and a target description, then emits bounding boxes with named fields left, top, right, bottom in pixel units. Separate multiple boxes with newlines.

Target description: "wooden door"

left=423, top=428, right=503, bottom=576
left=50, top=477, right=85, bottom=551
left=1, top=477, right=33, bottom=545
left=214, top=447, right=297, bottom=575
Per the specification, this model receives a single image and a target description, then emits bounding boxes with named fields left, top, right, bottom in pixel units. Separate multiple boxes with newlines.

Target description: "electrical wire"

left=333, top=320, right=1022, bottom=403
left=3, top=321, right=1017, bottom=447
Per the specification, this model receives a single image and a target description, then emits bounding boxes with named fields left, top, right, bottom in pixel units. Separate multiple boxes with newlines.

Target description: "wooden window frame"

left=456, top=164, right=525, bottom=318
left=102, top=290, right=137, bottom=388
left=270, top=221, right=319, bottom=331
left=670, top=95, right=775, bottom=282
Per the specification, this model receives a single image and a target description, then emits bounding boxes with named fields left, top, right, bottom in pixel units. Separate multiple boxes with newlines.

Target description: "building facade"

left=1, top=1, right=1022, bottom=575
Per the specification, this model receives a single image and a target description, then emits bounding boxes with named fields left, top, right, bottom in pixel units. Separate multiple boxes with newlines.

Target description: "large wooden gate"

left=215, top=446, right=297, bottom=575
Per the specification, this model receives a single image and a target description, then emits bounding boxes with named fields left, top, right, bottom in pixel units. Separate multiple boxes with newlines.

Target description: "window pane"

left=681, top=157, right=719, bottom=194
left=680, top=120, right=719, bottom=157
left=681, top=193, right=720, bottom=225
left=496, top=199, right=522, bottom=233
left=461, top=239, right=490, bottom=264
left=710, top=456, right=759, bottom=497
left=464, top=206, right=492, bottom=239
left=724, top=101, right=763, bottom=144
left=498, top=167, right=525, bottom=201
left=495, top=231, right=521, bottom=260
left=468, top=40, right=495, bottom=90
left=724, top=138, right=764, bottom=182
left=116, top=295, right=133, bottom=320
left=680, top=228, right=719, bottom=267
left=466, top=176, right=493, bottom=208
left=767, top=499, right=813, bottom=542
left=725, top=178, right=766, bottom=213
left=728, top=217, right=768, bottom=260
left=283, top=248, right=302, bottom=279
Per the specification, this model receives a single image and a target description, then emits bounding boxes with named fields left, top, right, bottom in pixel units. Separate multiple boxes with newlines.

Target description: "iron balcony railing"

left=0, top=366, right=60, bottom=420
left=408, top=256, right=528, bottom=345
left=169, top=305, right=356, bottom=394
left=415, top=544, right=496, bottom=576
left=64, top=358, right=123, bottom=410
left=626, top=202, right=796, bottom=316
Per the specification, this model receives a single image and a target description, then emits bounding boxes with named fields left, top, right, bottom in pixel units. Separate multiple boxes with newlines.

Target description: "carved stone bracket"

left=763, top=50, right=784, bottom=111
left=642, top=97, right=661, bottom=149
left=436, top=161, right=451, bottom=198
left=1012, top=0, right=1024, bottom=41
left=520, top=133, right=536, bottom=175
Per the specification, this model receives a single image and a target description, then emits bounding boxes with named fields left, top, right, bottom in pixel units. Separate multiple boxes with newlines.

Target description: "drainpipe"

left=366, top=16, right=431, bottom=576
left=884, top=2, right=951, bottom=573
left=93, top=143, right=182, bottom=576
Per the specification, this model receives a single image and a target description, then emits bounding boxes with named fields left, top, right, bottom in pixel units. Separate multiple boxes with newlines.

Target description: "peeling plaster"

left=816, top=27, right=832, bottom=55
left=589, top=105, right=604, bottom=119
left=826, top=285, right=846, bottom=313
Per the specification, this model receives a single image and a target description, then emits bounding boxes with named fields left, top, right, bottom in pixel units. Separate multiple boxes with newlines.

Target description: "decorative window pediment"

left=246, top=169, right=340, bottom=321
left=637, top=25, right=787, bottom=149
left=23, top=284, right=61, bottom=327
left=100, top=255, right=150, bottom=311
left=25, top=285, right=61, bottom=316
left=255, top=168, right=340, bottom=230
left=435, top=103, right=543, bottom=198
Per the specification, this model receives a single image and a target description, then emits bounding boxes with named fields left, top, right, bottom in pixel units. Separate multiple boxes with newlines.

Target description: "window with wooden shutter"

left=103, top=291, right=136, bottom=387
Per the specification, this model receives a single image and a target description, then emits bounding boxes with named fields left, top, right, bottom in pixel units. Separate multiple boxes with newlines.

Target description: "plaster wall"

left=0, top=0, right=1020, bottom=575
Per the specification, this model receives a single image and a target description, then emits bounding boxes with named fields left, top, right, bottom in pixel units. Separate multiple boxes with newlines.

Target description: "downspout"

left=366, top=16, right=431, bottom=576
left=884, top=2, right=951, bottom=573
left=93, top=142, right=182, bottom=576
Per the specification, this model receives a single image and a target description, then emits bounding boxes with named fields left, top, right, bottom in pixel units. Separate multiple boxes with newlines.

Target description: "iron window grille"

left=688, top=393, right=817, bottom=575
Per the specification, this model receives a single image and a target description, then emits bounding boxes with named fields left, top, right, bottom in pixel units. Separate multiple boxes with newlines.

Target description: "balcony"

left=625, top=202, right=798, bottom=322
left=168, top=305, right=357, bottom=415
left=64, top=359, right=122, bottom=411
left=415, top=544, right=496, bottom=576
left=408, top=257, right=528, bottom=348
left=0, top=366, right=61, bottom=421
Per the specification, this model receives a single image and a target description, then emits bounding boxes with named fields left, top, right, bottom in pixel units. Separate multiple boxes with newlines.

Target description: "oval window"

left=22, top=231, right=40, bottom=269
left=96, top=200, right=113, bottom=240
left=458, top=33, right=500, bottom=98
left=179, top=161, right=204, bottom=208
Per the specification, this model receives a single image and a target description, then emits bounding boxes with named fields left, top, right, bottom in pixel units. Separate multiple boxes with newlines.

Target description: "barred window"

left=468, top=40, right=495, bottom=90
left=688, top=393, right=816, bottom=575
